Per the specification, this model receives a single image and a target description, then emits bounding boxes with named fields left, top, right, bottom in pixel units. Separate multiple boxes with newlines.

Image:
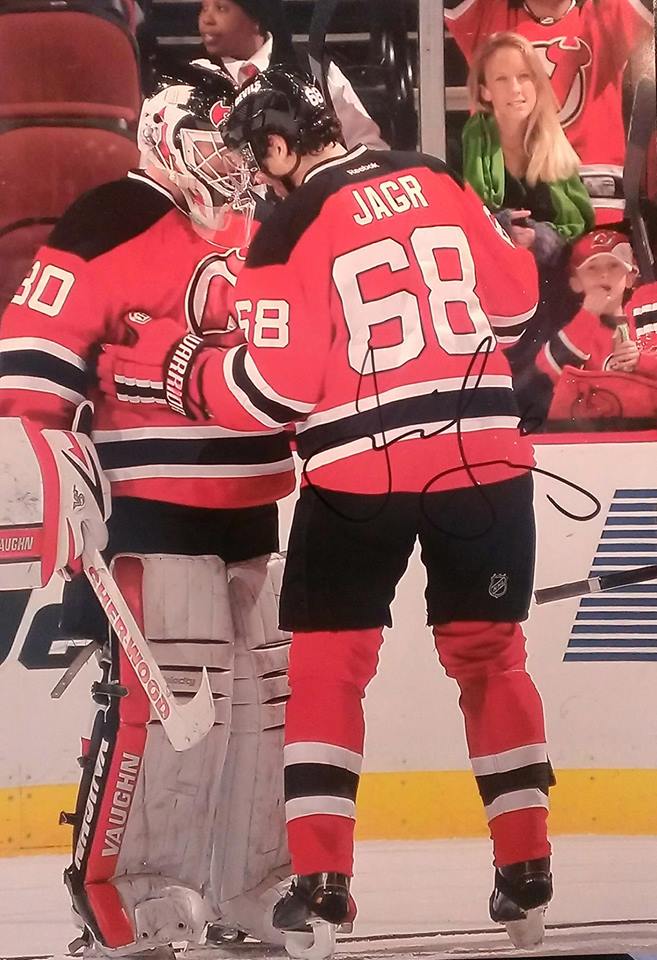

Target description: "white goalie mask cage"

left=138, top=83, right=255, bottom=239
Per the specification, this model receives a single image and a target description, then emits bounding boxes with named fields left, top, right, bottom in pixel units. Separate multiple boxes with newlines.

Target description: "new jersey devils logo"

left=186, top=249, right=247, bottom=335
left=534, top=36, right=592, bottom=129
left=210, top=100, right=232, bottom=127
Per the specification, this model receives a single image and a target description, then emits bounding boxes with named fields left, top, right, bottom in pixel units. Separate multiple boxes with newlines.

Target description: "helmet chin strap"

left=261, top=151, right=302, bottom=194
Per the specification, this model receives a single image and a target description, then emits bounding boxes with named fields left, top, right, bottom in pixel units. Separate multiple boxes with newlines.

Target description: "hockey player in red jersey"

left=445, top=0, right=655, bottom=223
left=0, top=65, right=297, bottom=958
left=97, top=68, right=555, bottom=951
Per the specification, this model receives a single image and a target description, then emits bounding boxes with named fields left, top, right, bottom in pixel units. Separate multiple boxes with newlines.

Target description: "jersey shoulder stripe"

left=48, top=175, right=175, bottom=262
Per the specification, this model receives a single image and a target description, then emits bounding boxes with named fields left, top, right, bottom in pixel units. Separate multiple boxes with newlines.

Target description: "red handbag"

left=548, top=364, right=657, bottom=421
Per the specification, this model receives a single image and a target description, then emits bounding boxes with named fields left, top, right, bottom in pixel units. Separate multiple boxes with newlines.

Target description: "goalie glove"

left=97, top=314, right=241, bottom=418
left=0, top=414, right=111, bottom=589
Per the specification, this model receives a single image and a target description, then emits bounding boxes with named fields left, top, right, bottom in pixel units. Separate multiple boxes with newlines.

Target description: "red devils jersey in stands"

left=0, top=172, right=294, bottom=508
left=445, top=0, right=654, bottom=223
left=537, top=281, right=657, bottom=379
left=193, top=146, right=538, bottom=495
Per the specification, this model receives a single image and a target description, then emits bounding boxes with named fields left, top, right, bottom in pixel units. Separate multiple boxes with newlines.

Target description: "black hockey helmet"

left=219, top=67, right=342, bottom=170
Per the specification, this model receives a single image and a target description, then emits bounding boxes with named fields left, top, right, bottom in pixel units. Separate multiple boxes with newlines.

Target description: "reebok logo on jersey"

left=347, top=163, right=380, bottom=176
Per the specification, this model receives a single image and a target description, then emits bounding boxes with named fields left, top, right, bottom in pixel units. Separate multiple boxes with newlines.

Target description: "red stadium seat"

left=0, top=123, right=139, bottom=313
left=0, top=3, right=141, bottom=125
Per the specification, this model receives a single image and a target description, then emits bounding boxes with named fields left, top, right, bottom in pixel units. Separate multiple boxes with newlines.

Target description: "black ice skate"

left=489, top=857, right=553, bottom=948
left=272, top=874, right=356, bottom=960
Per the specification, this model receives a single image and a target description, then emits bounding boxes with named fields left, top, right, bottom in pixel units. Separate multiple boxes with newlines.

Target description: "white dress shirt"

left=193, top=34, right=390, bottom=151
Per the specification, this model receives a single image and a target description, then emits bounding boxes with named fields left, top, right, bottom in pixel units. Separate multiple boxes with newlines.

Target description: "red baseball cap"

left=570, top=230, right=636, bottom=272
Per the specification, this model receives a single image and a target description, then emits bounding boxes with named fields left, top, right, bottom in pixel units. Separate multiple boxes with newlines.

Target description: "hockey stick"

left=51, top=640, right=101, bottom=699
left=81, top=535, right=215, bottom=751
left=308, top=0, right=340, bottom=103
left=534, top=562, right=657, bottom=605
left=623, top=77, right=656, bottom=283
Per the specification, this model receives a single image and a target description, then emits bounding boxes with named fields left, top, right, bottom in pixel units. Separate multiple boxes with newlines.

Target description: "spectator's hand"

left=608, top=338, right=640, bottom=372
left=509, top=210, right=535, bottom=249
left=582, top=289, right=623, bottom=317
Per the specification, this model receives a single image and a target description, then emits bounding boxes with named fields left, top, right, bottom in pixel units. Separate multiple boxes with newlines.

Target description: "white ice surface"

left=2, top=837, right=657, bottom=959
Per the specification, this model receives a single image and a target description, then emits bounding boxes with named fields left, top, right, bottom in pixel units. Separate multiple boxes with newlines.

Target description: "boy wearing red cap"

left=536, top=230, right=657, bottom=382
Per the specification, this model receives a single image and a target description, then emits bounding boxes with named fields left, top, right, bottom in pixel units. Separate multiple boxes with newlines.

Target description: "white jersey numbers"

left=334, top=238, right=424, bottom=375
left=11, top=261, right=75, bottom=318
left=411, top=225, right=492, bottom=355
left=333, top=225, right=493, bottom=374
left=233, top=298, right=290, bottom=348
left=252, top=300, right=290, bottom=348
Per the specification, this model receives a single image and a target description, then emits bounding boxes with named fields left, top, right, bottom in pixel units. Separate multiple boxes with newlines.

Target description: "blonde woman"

left=463, top=31, right=594, bottom=266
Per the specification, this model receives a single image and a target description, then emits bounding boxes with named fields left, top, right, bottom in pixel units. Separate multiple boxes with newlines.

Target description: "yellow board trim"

left=355, top=769, right=657, bottom=839
left=3, top=770, right=657, bottom=857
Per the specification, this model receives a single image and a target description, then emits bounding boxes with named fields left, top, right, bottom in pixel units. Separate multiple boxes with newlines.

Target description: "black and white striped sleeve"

left=489, top=304, right=538, bottom=348
left=222, top=344, right=316, bottom=428
left=0, top=337, right=88, bottom=406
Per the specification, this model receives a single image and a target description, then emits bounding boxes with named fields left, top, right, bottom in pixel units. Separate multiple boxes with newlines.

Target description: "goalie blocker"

left=0, top=417, right=291, bottom=955
left=0, top=414, right=110, bottom=589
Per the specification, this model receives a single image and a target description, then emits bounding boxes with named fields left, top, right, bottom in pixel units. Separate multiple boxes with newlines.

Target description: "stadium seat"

left=0, top=123, right=139, bottom=313
left=0, top=2, right=141, bottom=125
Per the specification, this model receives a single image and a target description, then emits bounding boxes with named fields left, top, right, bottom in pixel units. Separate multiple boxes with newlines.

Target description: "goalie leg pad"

left=209, top=553, right=291, bottom=939
left=66, top=553, right=235, bottom=953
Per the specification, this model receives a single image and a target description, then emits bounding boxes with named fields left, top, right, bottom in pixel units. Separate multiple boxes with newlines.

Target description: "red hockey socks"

left=433, top=620, right=552, bottom=866
left=283, top=628, right=384, bottom=876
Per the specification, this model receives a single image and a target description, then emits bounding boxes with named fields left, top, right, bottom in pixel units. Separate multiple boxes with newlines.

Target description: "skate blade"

left=504, top=906, right=546, bottom=949
left=284, top=919, right=336, bottom=960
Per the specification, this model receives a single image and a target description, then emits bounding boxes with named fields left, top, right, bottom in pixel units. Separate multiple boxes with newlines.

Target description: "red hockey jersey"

left=191, top=146, right=539, bottom=495
left=445, top=0, right=654, bottom=222
left=0, top=172, right=294, bottom=508
left=537, top=281, right=657, bottom=380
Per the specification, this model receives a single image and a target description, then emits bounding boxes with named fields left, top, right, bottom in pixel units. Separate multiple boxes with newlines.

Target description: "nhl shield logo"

left=489, top=573, right=508, bottom=599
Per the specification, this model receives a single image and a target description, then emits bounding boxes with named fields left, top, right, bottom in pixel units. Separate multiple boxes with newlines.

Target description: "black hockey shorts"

left=59, top=496, right=279, bottom=641
left=279, top=473, right=536, bottom=631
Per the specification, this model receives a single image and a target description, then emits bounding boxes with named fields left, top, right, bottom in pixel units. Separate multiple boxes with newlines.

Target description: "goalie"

left=0, top=65, right=296, bottom=959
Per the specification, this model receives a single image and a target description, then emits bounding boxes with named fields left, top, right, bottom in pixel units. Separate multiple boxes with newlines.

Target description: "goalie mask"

left=138, top=72, right=255, bottom=239
left=219, top=68, right=341, bottom=187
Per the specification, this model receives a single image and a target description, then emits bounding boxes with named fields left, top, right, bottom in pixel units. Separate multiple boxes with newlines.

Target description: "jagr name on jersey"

left=351, top=175, right=429, bottom=226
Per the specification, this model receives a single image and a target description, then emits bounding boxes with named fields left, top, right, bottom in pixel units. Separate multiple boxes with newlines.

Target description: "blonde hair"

left=467, top=31, right=581, bottom=186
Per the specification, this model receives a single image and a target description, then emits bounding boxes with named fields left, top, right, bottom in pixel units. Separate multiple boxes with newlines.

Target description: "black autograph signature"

left=301, top=335, right=601, bottom=534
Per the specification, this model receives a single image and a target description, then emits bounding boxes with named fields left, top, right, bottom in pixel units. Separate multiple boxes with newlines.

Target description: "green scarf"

left=462, top=112, right=594, bottom=240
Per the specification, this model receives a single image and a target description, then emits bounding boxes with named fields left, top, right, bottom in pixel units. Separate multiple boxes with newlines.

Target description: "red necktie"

left=239, top=63, right=259, bottom=86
